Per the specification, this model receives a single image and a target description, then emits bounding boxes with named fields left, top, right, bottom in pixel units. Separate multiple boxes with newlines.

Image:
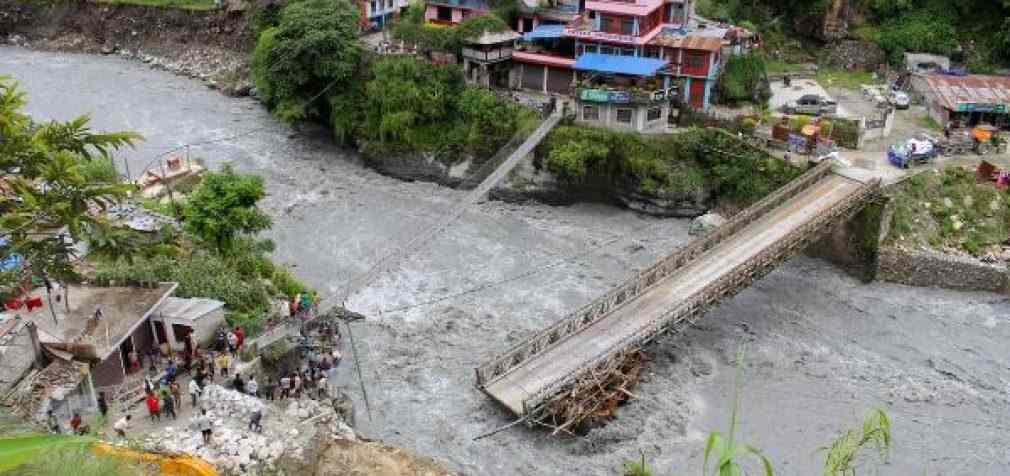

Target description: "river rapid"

left=4, top=47, right=1009, bottom=475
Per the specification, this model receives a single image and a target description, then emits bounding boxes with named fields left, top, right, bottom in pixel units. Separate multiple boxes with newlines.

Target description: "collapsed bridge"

left=474, top=161, right=881, bottom=428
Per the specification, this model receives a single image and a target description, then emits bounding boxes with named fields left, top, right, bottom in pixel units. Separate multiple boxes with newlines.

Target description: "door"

left=522, top=64, right=545, bottom=91
left=546, top=67, right=572, bottom=93
left=690, top=80, right=705, bottom=109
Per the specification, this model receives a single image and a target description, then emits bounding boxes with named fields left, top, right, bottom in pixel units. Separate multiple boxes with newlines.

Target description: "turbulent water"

left=5, top=47, right=1009, bottom=475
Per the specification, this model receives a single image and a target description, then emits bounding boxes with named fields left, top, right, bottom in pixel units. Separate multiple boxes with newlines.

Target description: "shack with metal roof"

left=910, top=73, right=1010, bottom=129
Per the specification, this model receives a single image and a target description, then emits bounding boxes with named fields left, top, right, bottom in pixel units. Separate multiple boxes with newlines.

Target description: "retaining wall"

left=877, top=247, right=1009, bottom=295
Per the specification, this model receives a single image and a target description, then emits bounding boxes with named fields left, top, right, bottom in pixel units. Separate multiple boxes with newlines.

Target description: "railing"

left=474, top=161, right=836, bottom=386
left=462, top=47, right=514, bottom=63
left=518, top=176, right=882, bottom=413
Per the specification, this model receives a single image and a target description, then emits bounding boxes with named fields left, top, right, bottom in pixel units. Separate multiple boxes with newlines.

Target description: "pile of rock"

left=139, top=385, right=354, bottom=474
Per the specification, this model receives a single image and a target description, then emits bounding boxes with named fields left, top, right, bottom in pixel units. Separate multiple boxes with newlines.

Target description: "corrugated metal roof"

left=921, top=74, right=1010, bottom=111
left=156, top=297, right=225, bottom=322
left=649, top=30, right=722, bottom=51
left=573, top=53, right=668, bottom=76
left=523, top=24, right=566, bottom=41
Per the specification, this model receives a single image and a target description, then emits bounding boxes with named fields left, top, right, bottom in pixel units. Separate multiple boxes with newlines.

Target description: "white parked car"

left=889, top=91, right=910, bottom=109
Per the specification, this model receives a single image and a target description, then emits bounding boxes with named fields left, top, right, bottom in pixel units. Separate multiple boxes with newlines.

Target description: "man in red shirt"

left=146, top=393, right=161, bottom=423
left=69, top=413, right=82, bottom=434
left=234, top=326, right=245, bottom=350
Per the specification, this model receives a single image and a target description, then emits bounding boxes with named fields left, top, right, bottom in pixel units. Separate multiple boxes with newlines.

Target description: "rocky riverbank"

left=0, top=0, right=254, bottom=95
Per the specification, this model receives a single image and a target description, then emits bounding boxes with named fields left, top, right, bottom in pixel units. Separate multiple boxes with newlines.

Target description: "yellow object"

left=971, top=125, right=996, bottom=142
left=93, top=442, right=219, bottom=476
left=801, top=124, right=819, bottom=137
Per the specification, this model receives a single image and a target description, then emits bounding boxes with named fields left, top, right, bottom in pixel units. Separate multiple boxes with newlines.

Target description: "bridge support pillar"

left=806, top=195, right=890, bottom=283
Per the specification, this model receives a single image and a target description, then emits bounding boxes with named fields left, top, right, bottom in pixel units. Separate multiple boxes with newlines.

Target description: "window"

left=647, top=107, right=662, bottom=121
left=588, top=10, right=596, bottom=19
left=521, top=18, right=534, bottom=32
left=437, top=6, right=452, bottom=21
left=387, top=0, right=393, bottom=8
left=686, top=53, right=705, bottom=68
left=582, top=44, right=598, bottom=54
left=616, top=108, right=633, bottom=123
left=599, top=45, right=614, bottom=55
left=643, top=47, right=660, bottom=58
left=620, top=48, right=635, bottom=56
left=370, top=0, right=377, bottom=13
left=621, top=18, right=635, bottom=35
left=602, top=17, right=616, bottom=33
left=583, top=105, right=600, bottom=121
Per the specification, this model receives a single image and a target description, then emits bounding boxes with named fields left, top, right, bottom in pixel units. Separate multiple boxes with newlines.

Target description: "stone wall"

left=877, top=247, right=1010, bottom=294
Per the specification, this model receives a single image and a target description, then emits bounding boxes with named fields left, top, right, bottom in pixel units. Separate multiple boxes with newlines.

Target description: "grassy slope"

left=94, top=0, right=217, bottom=11
left=0, top=434, right=88, bottom=472
left=886, top=168, right=1009, bottom=256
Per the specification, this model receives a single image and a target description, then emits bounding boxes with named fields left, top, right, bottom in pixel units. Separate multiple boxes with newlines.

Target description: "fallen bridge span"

left=475, top=161, right=881, bottom=427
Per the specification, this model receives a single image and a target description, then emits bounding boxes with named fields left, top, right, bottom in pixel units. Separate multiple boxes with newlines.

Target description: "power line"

left=376, top=218, right=674, bottom=314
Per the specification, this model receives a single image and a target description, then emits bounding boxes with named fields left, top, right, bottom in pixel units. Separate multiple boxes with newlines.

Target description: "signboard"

left=566, top=28, right=637, bottom=44
left=955, top=103, right=1008, bottom=114
left=579, top=89, right=631, bottom=104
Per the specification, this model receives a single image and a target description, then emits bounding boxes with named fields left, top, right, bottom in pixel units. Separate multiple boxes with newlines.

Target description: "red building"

left=510, top=0, right=728, bottom=110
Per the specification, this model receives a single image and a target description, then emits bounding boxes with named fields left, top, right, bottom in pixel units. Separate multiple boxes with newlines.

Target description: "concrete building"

left=152, top=296, right=226, bottom=351
left=18, top=283, right=177, bottom=389
left=463, top=30, right=521, bottom=88
left=361, top=0, right=407, bottom=30
left=424, top=0, right=490, bottom=25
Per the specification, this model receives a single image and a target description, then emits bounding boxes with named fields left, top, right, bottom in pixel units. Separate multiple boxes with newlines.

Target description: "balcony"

left=576, top=86, right=677, bottom=104
left=462, top=46, right=515, bottom=63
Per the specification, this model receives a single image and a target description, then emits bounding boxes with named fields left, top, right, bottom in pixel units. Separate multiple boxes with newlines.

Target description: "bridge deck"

left=483, top=173, right=864, bottom=415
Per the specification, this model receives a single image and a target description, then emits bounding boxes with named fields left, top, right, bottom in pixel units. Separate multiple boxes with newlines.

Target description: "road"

left=485, top=173, right=865, bottom=414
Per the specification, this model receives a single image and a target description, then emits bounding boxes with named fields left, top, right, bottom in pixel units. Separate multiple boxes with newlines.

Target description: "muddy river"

left=4, top=47, right=1009, bottom=475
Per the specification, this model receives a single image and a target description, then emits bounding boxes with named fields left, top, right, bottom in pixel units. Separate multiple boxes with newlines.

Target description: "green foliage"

left=0, top=78, right=139, bottom=297
left=821, top=409, right=892, bottom=476
left=182, top=165, right=272, bottom=253
left=718, top=53, right=770, bottom=105
left=541, top=127, right=800, bottom=205
left=876, top=11, right=958, bottom=65
left=704, top=349, right=774, bottom=476
left=623, top=453, right=656, bottom=476
left=815, top=68, right=880, bottom=91
left=358, top=56, right=533, bottom=160
left=886, top=168, right=1009, bottom=255
left=3, top=440, right=155, bottom=476
left=251, top=0, right=361, bottom=122
left=78, top=158, right=120, bottom=183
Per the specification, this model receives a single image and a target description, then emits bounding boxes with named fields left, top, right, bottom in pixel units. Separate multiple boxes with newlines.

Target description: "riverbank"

left=5, top=47, right=1009, bottom=475
left=0, top=0, right=253, bottom=94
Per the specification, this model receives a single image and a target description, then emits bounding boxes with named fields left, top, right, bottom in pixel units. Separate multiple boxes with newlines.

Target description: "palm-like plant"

left=703, top=349, right=774, bottom=476
left=820, top=409, right=891, bottom=476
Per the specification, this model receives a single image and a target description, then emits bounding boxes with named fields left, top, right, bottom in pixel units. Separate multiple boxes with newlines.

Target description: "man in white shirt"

left=188, top=379, right=202, bottom=407
left=113, top=414, right=131, bottom=438
left=246, top=376, right=259, bottom=397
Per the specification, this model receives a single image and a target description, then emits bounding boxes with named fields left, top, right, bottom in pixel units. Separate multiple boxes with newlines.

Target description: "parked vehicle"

left=888, top=135, right=938, bottom=168
left=888, top=91, right=910, bottom=109
left=783, top=94, right=837, bottom=115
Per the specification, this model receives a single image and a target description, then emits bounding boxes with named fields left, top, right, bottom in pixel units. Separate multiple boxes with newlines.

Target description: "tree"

left=251, top=0, right=361, bottom=123
left=182, top=165, right=272, bottom=253
left=0, top=78, right=139, bottom=300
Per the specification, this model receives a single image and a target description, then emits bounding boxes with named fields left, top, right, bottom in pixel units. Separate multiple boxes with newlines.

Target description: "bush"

left=876, top=11, right=959, bottom=64
left=540, top=127, right=800, bottom=205
left=79, top=158, right=120, bottom=183
left=718, top=53, right=770, bottom=105
left=358, top=56, right=533, bottom=160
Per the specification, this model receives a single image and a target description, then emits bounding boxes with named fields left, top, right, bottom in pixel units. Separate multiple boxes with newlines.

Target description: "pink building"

left=424, top=0, right=490, bottom=25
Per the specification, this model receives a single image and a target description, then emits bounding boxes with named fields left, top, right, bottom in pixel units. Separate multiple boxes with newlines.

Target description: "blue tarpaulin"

left=523, top=24, right=566, bottom=41
left=0, top=238, right=23, bottom=272
left=573, top=53, right=668, bottom=76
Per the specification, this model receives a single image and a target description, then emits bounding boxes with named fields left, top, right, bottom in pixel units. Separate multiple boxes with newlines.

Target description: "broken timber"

left=474, top=162, right=881, bottom=427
